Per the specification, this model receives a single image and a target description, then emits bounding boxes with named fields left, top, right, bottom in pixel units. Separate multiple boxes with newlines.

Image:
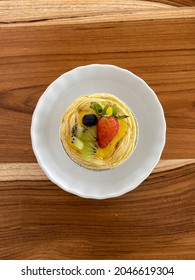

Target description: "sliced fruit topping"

left=71, top=124, right=86, bottom=138
left=81, top=141, right=98, bottom=161
left=71, top=136, right=84, bottom=150
left=70, top=124, right=85, bottom=150
left=80, top=126, right=97, bottom=142
left=97, top=116, right=119, bottom=148
left=96, top=119, right=127, bottom=158
left=68, top=102, right=129, bottom=161
left=89, top=102, right=129, bottom=149
left=68, top=123, right=97, bottom=161
left=82, top=114, right=98, bottom=127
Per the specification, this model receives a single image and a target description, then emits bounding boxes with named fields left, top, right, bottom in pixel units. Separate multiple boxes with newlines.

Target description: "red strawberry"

left=97, top=116, right=119, bottom=148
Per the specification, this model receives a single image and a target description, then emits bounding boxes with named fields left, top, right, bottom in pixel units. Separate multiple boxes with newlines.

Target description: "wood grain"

left=0, top=1, right=195, bottom=24
left=0, top=0, right=195, bottom=260
left=0, top=18, right=195, bottom=162
left=0, top=161, right=194, bottom=259
left=0, top=160, right=195, bottom=181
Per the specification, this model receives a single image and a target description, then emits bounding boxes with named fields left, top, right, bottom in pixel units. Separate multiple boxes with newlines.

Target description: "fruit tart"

left=60, top=93, right=137, bottom=170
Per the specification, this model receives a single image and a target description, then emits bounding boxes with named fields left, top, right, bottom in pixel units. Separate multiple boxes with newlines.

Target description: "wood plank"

left=0, top=17, right=194, bottom=162
left=0, top=161, right=194, bottom=259
left=0, top=160, right=194, bottom=181
left=0, top=7, right=195, bottom=26
left=0, top=1, right=194, bottom=24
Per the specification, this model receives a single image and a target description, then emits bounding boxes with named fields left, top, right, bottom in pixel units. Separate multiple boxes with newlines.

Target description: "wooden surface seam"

left=1, top=7, right=195, bottom=26
left=0, top=160, right=194, bottom=181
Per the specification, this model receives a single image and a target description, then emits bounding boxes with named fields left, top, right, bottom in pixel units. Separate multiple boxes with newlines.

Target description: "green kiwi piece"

left=71, top=124, right=86, bottom=139
left=81, top=141, right=98, bottom=161
left=71, top=136, right=84, bottom=150
left=80, top=126, right=97, bottom=142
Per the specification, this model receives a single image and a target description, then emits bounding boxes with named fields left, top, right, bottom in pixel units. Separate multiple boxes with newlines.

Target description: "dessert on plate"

left=60, top=93, right=137, bottom=170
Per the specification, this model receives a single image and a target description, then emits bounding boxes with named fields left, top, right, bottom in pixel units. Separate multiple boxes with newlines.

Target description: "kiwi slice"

left=80, top=126, right=97, bottom=142
left=81, top=141, right=98, bottom=161
left=71, top=124, right=86, bottom=138
left=70, top=124, right=97, bottom=159
left=71, top=136, right=84, bottom=150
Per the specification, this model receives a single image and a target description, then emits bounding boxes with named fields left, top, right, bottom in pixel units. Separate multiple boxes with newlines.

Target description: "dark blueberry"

left=82, top=114, right=98, bottom=127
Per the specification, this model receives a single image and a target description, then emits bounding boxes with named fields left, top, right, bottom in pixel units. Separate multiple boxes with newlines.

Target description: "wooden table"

left=0, top=0, right=195, bottom=260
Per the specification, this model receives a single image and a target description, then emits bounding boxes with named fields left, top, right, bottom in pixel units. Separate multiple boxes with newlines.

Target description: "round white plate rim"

left=31, top=64, right=166, bottom=199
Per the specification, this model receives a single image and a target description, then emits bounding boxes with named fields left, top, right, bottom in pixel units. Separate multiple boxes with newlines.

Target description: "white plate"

left=31, top=64, right=166, bottom=199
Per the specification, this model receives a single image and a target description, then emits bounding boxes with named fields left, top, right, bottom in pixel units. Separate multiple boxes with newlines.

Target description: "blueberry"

left=82, top=114, right=98, bottom=127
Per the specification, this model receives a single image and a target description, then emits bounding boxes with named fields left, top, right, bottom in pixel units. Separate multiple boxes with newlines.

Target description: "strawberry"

left=90, top=102, right=128, bottom=148
left=97, top=116, right=119, bottom=148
